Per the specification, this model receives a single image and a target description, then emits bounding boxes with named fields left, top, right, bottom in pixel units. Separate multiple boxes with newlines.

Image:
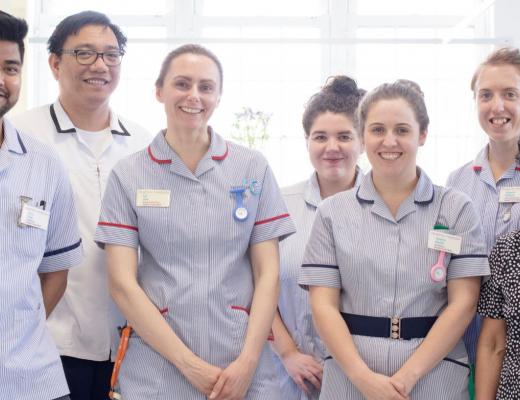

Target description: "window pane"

left=198, top=0, right=324, bottom=17
left=43, top=0, right=170, bottom=15
left=357, top=0, right=477, bottom=15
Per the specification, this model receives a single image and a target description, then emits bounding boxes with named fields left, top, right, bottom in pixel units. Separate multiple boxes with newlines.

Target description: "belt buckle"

left=390, top=316, right=401, bottom=340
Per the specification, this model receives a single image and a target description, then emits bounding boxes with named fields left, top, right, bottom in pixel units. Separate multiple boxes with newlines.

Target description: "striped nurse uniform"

left=94, top=129, right=295, bottom=399
left=273, top=170, right=362, bottom=400
left=299, top=169, right=489, bottom=399
left=447, top=146, right=520, bottom=365
left=0, top=119, right=82, bottom=399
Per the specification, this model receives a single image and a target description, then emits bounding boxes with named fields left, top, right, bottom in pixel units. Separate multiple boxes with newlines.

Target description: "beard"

left=0, top=96, right=15, bottom=119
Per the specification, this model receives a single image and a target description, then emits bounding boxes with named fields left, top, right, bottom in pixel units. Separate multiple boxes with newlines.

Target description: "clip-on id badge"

left=230, top=186, right=248, bottom=221
left=499, top=187, right=520, bottom=222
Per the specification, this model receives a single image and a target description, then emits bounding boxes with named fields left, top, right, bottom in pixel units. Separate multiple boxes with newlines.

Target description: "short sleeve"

left=250, top=163, right=295, bottom=245
left=445, top=193, right=490, bottom=280
left=298, top=205, right=340, bottom=290
left=95, top=166, right=139, bottom=249
left=39, top=160, right=82, bottom=273
left=478, top=239, right=506, bottom=319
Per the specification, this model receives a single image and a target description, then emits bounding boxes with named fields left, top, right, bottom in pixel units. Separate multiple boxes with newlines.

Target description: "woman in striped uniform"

left=299, top=80, right=490, bottom=399
left=94, top=44, right=295, bottom=399
left=447, top=47, right=520, bottom=397
left=271, top=76, right=364, bottom=399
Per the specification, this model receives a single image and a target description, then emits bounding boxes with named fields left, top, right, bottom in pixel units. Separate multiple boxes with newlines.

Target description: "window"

left=20, top=0, right=507, bottom=185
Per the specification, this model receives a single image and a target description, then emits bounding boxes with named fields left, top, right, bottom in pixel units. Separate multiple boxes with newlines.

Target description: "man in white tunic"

left=11, top=11, right=151, bottom=400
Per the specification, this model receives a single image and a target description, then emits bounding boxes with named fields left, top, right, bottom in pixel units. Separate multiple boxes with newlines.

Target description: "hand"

left=390, top=369, right=419, bottom=397
left=209, top=356, right=257, bottom=400
left=353, top=371, right=409, bottom=400
left=281, top=349, right=323, bottom=395
left=182, top=356, right=222, bottom=396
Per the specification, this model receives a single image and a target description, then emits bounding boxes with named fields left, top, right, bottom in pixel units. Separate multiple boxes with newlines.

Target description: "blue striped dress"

left=447, top=145, right=520, bottom=365
left=94, top=129, right=295, bottom=399
left=299, top=169, right=489, bottom=399
left=273, top=171, right=362, bottom=400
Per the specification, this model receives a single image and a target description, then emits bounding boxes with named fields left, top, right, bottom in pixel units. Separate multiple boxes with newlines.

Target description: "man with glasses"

left=12, top=11, right=151, bottom=400
left=0, top=11, right=81, bottom=400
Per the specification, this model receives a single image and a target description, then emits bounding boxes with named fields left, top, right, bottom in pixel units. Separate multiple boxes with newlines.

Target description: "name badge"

left=19, top=204, right=50, bottom=230
left=428, top=230, right=462, bottom=254
left=136, top=189, right=171, bottom=207
left=499, top=187, right=520, bottom=203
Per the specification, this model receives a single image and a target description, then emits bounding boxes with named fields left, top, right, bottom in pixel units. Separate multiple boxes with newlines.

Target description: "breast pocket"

left=13, top=218, right=47, bottom=261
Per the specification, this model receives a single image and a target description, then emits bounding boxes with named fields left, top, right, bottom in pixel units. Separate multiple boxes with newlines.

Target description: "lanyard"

left=109, top=307, right=168, bottom=399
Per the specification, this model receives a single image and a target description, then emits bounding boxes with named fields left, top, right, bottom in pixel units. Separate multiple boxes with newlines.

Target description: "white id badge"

left=428, top=230, right=462, bottom=254
left=19, top=204, right=50, bottom=230
left=136, top=189, right=171, bottom=207
left=499, top=187, right=520, bottom=203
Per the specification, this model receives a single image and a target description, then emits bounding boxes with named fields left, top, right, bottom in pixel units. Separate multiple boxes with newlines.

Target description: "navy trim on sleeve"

left=301, top=263, right=339, bottom=269
left=450, top=254, right=488, bottom=260
left=43, top=239, right=82, bottom=257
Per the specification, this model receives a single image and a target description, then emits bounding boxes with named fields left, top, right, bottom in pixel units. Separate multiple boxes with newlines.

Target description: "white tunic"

left=11, top=101, right=152, bottom=362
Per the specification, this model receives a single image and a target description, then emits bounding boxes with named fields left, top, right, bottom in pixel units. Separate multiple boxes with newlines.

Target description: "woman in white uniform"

left=94, top=44, right=294, bottom=400
left=299, top=80, right=490, bottom=399
left=447, top=47, right=520, bottom=398
left=271, top=76, right=364, bottom=399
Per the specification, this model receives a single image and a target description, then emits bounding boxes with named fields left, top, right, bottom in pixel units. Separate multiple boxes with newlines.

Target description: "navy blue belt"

left=341, top=312, right=437, bottom=340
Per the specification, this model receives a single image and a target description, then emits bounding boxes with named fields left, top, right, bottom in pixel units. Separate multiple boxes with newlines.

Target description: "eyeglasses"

left=60, top=49, right=124, bottom=66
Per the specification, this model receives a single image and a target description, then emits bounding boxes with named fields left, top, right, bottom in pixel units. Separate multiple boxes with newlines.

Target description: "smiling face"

left=49, top=24, right=121, bottom=110
left=307, top=111, right=362, bottom=187
left=0, top=40, right=22, bottom=120
left=363, top=98, right=427, bottom=182
left=156, top=53, right=221, bottom=132
left=474, top=64, right=520, bottom=147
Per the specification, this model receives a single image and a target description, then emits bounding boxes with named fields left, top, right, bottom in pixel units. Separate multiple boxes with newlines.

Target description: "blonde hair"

left=471, top=47, right=520, bottom=92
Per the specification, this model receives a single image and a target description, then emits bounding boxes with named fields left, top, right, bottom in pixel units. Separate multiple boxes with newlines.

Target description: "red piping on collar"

left=211, top=142, right=229, bottom=161
left=516, top=167, right=520, bottom=171
left=473, top=166, right=482, bottom=172
left=148, top=146, right=172, bottom=164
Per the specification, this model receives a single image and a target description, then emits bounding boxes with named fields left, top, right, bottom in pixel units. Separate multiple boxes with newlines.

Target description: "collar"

left=1, top=118, right=27, bottom=155
left=304, top=172, right=322, bottom=208
left=147, top=127, right=228, bottom=179
left=355, top=167, right=434, bottom=206
left=472, top=144, right=520, bottom=183
left=305, top=166, right=364, bottom=208
left=49, top=100, right=131, bottom=136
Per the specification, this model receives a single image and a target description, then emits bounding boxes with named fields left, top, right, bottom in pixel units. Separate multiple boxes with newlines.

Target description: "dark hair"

left=47, top=11, right=127, bottom=55
left=357, top=79, right=429, bottom=134
left=302, top=75, right=365, bottom=137
left=155, top=44, right=223, bottom=92
left=0, top=11, right=28, bottom=62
